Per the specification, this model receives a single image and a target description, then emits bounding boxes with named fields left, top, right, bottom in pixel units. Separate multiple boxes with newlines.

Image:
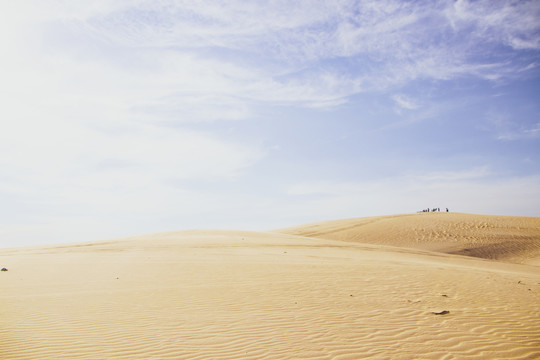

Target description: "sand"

left=278, top=213, right=540, bottom=265
left=1, top=213, right=539, bottom=359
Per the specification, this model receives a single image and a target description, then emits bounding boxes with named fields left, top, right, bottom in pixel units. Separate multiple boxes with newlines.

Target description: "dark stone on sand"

left=432, top=310, right=450, bottom=315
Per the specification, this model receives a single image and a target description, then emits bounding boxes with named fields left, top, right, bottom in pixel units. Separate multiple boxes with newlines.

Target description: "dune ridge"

left=276, top=212, right=540, bottom=264
left=1, top=214, right=540, bottom=359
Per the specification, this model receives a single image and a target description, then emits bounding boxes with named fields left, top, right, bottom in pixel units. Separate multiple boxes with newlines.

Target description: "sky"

left=1, top=0, right=540, bottom=248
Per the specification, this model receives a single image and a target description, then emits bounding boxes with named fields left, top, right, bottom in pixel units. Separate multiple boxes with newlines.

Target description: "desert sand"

left=1, top=213, right=539, bottom=359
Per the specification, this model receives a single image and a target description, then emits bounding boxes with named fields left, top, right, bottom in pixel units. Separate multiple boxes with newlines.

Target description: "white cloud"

left=483, top=109, right=540, bottom=141
left=287, top=167, right=490, bottom=197
left=2, top=0, right=537, bottom=118
left=448, top=0, right=540, bottom=50
left=0, top=119, right=261, bottom=188
left=392, top=94, right=419, bottom=110
left=0, top=114, right=264, bottom=247
left=497, top=122, right=540, bottom=141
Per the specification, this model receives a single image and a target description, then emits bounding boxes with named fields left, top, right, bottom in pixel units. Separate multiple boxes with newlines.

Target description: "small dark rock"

left=432, top=310, right=450, bottom=315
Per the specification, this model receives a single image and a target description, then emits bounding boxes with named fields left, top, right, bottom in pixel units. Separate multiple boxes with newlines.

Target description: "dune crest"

left=1, top=215, right=539, bottom=359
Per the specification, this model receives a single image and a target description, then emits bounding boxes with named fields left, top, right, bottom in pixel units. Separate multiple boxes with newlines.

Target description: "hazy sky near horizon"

left=1, top=0, right=540, bottom=247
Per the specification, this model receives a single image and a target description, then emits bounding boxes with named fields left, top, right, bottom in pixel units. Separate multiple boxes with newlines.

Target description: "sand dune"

left=1, top=214, right=539, bottom=359
left=278, top=213, right=540, bottom=264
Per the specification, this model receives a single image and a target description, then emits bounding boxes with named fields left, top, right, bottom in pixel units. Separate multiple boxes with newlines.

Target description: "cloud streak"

left=6, top=0, right=537, bottom=112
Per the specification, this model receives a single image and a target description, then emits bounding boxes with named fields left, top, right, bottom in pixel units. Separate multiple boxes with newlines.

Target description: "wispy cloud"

left=392, top=94, right=419, bottom=111
left=447, top=0, right=540, bottom=50
left=497, top=123, right=540, bottom=141
left=483, top=108, right=540, bottom=141
left=5, top=0, right=536, bottom=113
left=287, top=167, right=491, bottom=197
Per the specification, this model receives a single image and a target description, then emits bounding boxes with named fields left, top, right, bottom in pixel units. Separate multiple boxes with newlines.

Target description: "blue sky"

left=1, top=0, right=539, bottom=247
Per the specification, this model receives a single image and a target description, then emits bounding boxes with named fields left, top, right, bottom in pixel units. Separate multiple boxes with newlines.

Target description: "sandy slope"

left=278, top=213, right=540, bottom=264
left=1, top=215, right=540, bottom=359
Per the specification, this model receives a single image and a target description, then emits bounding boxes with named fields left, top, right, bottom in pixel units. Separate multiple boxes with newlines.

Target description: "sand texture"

left=279, top=213, right=540, bottom=265
left=1, top=213, right=540, bottom=359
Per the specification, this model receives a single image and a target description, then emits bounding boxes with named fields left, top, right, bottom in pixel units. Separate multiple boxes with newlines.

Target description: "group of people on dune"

left=421, top=208, right=449, bottom=213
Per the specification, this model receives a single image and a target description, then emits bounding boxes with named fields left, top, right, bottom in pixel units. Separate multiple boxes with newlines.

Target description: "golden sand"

left=1, top=213, right=539, bottom=359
